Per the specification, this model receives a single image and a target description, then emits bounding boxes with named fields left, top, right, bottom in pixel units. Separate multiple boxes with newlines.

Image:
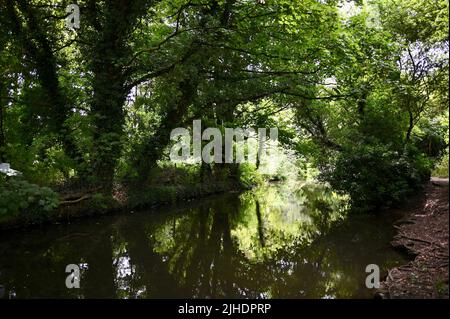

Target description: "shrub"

left=238, top=163, right=264, bottom=188
left=0, top=175, right=60, bottom=224
left=320, top=143, right=432, bottom=213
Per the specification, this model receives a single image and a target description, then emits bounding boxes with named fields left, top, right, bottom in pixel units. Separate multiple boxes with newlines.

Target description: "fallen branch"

left=60, top=187, right=102, bottom=200
left=59, top=195, right=91, bottom=205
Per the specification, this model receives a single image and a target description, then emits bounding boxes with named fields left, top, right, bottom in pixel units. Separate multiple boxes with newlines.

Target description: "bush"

left=0, top=175, right=60, bottom=224
left=238, top=163, right=264, bottom=188
left=320, top=143, right=432, bottom=212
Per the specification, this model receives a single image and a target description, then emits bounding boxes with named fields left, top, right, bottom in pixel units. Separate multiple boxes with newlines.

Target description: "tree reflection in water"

left=0, top=183, right=407, bottom=298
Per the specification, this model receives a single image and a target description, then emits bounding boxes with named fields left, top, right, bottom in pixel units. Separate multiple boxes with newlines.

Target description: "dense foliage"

left=0, top=175, right=59, bottom=223
left=0, top=0, right=448, bottom=220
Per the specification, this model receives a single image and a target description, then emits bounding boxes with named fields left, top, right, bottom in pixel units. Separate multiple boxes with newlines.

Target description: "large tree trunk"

left=90, top=55, right=127, bottom=192
left=87, top=0, right=151, bottom=193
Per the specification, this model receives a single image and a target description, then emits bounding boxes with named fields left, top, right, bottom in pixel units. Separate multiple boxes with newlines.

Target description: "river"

left=0, top=182, right=408, bottom=298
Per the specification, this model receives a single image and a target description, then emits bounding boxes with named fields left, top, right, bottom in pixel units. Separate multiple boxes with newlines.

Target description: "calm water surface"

left=0, top=183, right=407, bottom=298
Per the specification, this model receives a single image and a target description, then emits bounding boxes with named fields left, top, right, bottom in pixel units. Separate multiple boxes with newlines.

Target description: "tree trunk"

left=134, top=76, right=200, bottom=182
left=0, top=82, right=6, bottom=163
left=88, top=0, right=150, bottom=193
left=406, top=110, right=414, bottom=141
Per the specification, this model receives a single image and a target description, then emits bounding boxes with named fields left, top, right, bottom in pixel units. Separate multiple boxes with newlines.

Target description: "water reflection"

left=0, top=183, right=407, bottom=298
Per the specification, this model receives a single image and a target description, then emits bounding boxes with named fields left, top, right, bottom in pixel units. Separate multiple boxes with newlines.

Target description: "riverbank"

left=0, top=179, right=246, bottom=231
left=377, top=178, right=449, bottom=299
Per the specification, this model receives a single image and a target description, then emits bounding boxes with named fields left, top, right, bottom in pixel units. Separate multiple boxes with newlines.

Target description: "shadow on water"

left=0, top=183, right=408, bottom=298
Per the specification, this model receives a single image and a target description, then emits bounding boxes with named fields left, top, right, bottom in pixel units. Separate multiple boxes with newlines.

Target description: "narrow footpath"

left=377, top=178, right=449, bottom=299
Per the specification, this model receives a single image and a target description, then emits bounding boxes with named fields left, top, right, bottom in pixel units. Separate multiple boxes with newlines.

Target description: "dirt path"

left=377, top=178, right=449, bottom=299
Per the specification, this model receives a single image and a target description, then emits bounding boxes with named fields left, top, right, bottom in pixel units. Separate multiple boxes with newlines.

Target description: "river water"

left=0, top=183, right=407, bottom=298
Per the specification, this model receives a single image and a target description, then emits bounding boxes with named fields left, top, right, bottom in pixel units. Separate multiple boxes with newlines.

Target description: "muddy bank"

left=377, top=178, right=449, bottom=299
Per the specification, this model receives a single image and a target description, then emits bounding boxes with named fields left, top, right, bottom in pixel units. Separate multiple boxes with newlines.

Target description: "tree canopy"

left=0, top=0, right=448, bottom=220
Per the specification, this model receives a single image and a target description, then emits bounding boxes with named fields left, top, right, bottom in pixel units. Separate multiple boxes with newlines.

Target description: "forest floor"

left=377, top=178, right=449, bottom=299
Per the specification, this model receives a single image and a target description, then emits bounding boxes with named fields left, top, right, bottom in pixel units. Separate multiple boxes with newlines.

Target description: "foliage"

left=0, top=0, right=448, bottom=218
left=432, top=151, right=449, bottom=178
left=0, top=175, right=59, bottom=223
left=322, top=143, right=432, bottom=212
left=238, top=163, right=264, bottom=188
